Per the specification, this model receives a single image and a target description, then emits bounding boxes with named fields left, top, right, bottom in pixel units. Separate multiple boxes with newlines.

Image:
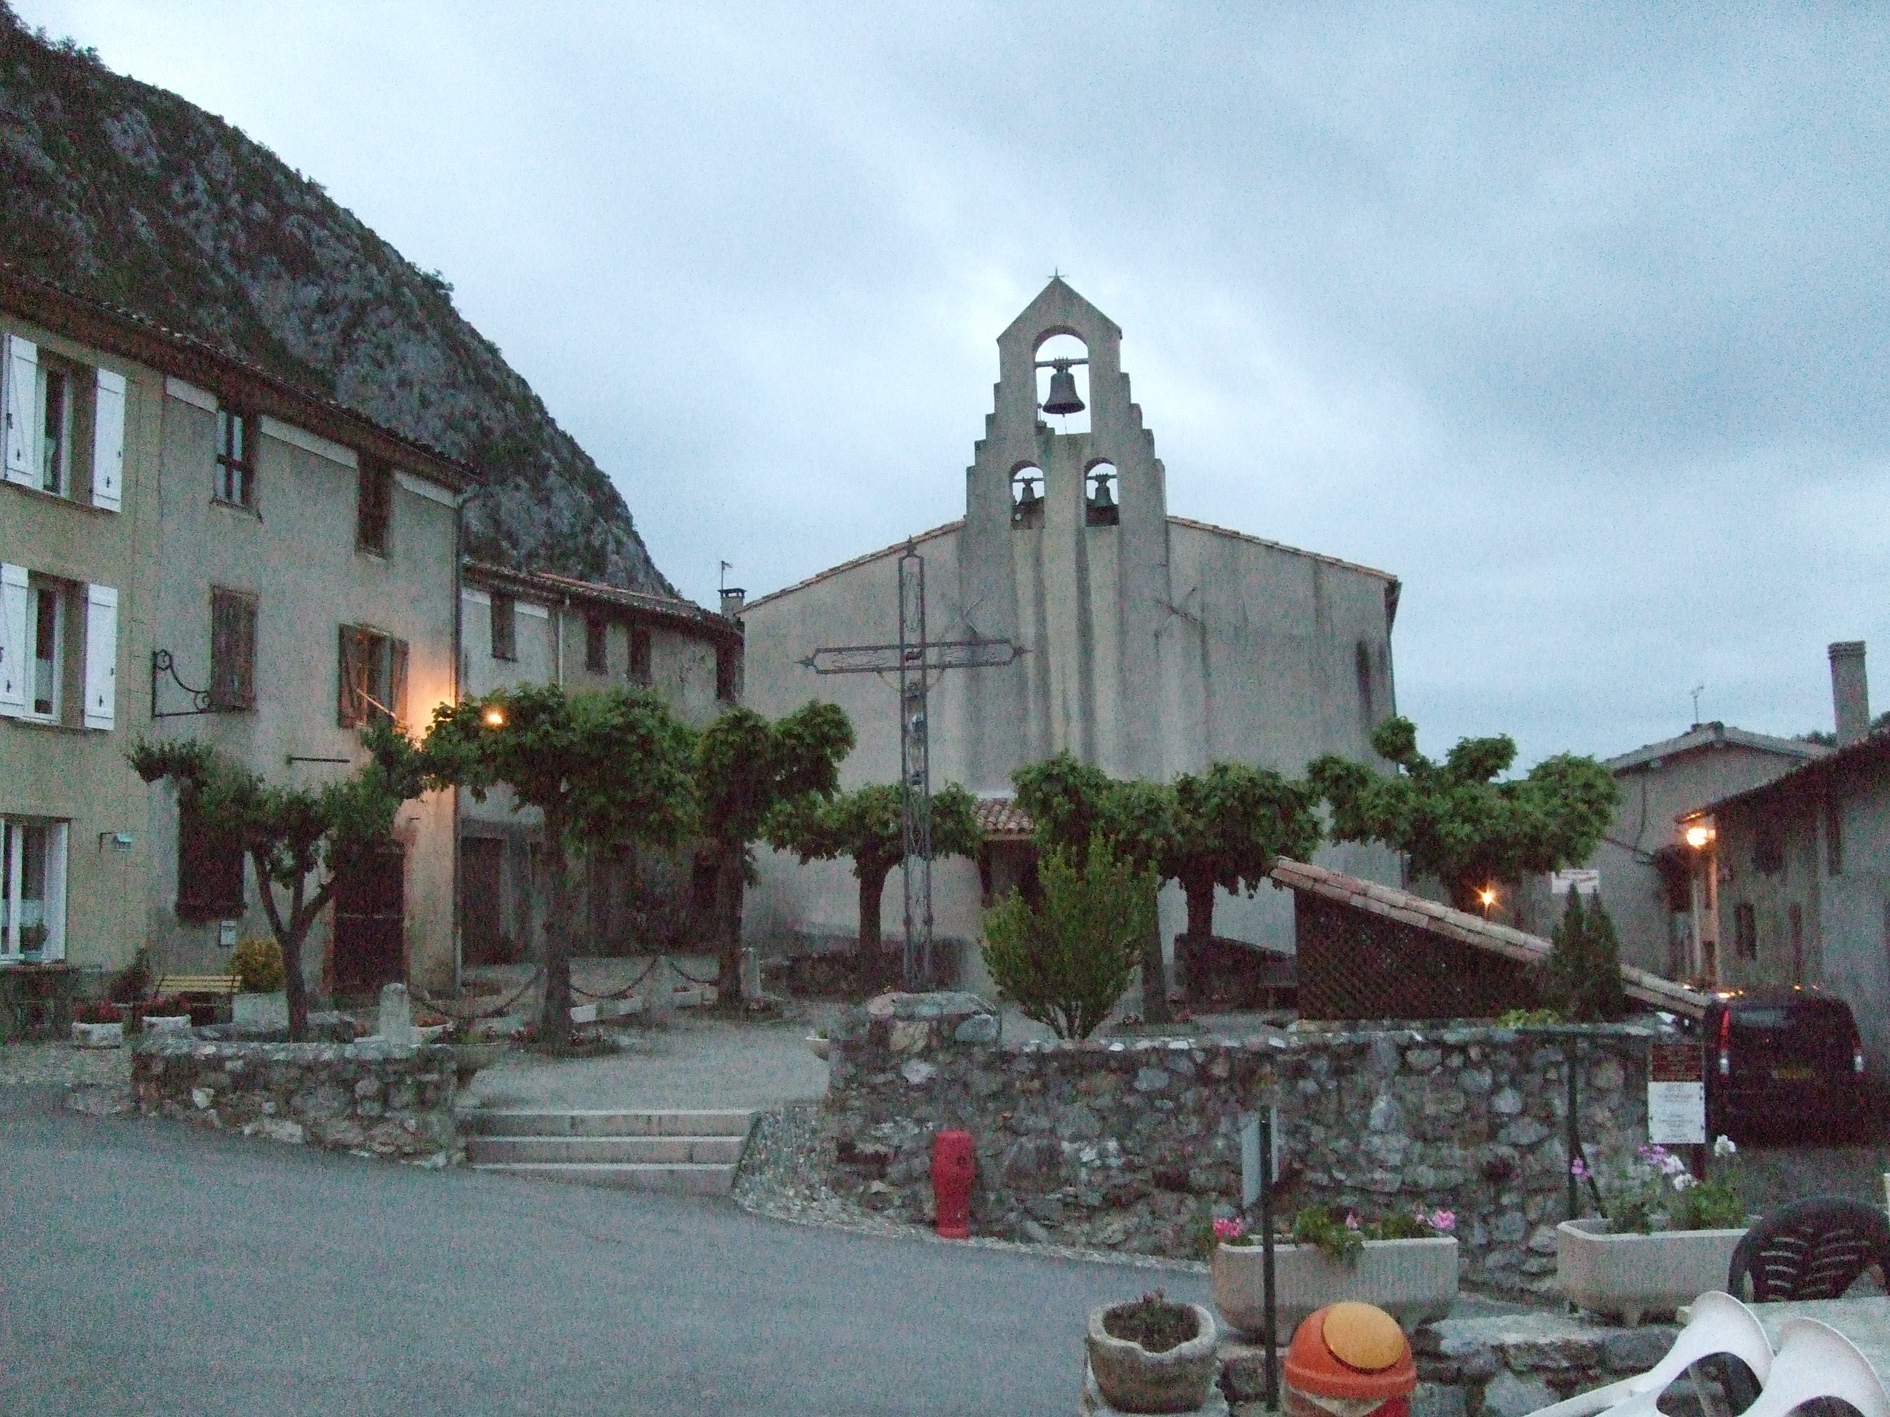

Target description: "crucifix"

left=802, top=542, right=1021, bottom=989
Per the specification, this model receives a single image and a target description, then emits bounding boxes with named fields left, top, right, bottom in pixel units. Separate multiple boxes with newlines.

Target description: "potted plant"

left=71, top=1000, right=125, bottom=1048
left=412, top=1009, right=453, bottom=1044
left=1559, top=1139, right=1748, bottom=1327
left=1213, top=1204, right=1459, bottom=1342
left=808, top=1026, right=830, bottom=1061
left=19, top=922, right=47, bottom=962
left=1085, top=1289, right=1220, bottom=1414
left=231, top=936, right=289, bottom=1033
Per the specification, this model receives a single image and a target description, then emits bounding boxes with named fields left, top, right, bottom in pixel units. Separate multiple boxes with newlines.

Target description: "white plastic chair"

left=1734, top=1317, right=1889, bottom=1417
left=1527, top=1292, right=1775, bottom=1417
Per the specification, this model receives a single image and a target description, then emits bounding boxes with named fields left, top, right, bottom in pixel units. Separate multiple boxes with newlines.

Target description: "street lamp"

left=1478, top=886, right=1496, bottom=919
left=483, top=706, right=505, bottom=729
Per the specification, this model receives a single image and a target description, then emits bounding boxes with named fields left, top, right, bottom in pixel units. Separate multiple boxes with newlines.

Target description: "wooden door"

left=461, top=838, right=506, bottom=965
left=333, top=843, right=405, bottom=993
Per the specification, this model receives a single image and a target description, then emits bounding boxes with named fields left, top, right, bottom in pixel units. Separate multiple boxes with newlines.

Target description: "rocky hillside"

left=0, top=9, right=673, bottom=595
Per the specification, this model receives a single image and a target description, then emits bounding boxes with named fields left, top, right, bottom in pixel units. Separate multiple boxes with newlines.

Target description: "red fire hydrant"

left=931, top=1129, right=974, bottom=1239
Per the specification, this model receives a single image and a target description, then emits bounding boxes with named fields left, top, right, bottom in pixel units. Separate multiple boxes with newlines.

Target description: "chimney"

left=1830, top=641, right=1869, bottom=746
left=719, top=587, right=746, bottom=619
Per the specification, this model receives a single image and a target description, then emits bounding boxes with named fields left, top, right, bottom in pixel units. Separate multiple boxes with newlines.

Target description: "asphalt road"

left=0, top=1088, right=1210, bottom=1417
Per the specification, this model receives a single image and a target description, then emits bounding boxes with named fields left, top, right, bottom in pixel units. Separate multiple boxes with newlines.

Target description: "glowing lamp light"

left=483, top=707, right=506, bottom=729
left=1685, top=825, right=1712, bottom=849
left=1478, top=888, right=1496, bottom=908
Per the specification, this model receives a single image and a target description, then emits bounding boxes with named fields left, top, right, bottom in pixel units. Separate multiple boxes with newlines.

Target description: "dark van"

left=1702, top=988, right=1869, bottom=1142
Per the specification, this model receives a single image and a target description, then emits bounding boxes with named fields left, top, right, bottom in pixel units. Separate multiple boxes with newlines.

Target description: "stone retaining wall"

left=132, top=1038, right=462, bottom=1166
left=825, top=996, right=1657, bottom=1295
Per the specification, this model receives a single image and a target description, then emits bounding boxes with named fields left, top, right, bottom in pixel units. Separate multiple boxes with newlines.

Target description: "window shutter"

left=3, top=336, right=37, bottom=486
left=389, top=637, right=409, bottom=725
left=0, top=563, right=26, bottom=716
left=337, top=625, right=362, bottom=728
left=82, top=583, right=118, bottom=730
left=91, top=368, right=125, bottom=512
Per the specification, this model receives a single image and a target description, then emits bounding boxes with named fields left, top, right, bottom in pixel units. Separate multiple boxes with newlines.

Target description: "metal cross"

left=801, top=542, right=1021, bottom=989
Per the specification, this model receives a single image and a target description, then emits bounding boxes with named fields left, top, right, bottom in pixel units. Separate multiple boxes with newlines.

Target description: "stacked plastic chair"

left=1525, top=1291, right=1888, bottom=1417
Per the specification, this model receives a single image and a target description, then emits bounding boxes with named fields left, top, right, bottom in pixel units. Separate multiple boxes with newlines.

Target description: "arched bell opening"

left=1010, top=464, right=1045, bottom=529
left=1084, top=460, right=1119, bottom=527
left=1033, top=332, right=1090, bottom=435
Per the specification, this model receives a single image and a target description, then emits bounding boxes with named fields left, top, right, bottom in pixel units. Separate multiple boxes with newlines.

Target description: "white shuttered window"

left=3, top=335, right=37, bottom=486
left=0, top=563, right=26, bottom=716
left=83, top=583, right=117, bottom=730
left=91, top=368, right=125, bottom=511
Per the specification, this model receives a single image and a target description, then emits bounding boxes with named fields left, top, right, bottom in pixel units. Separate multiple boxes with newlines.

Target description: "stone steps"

left=461, top=1109, right=754, bottom=1196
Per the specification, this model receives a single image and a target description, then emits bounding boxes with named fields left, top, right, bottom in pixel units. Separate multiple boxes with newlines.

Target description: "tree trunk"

left=856, top=863, right=890, bottom=996
left=539, top=804, right=573, bottom=1051
left=281, top=923, right=311, bottom=1042
left=713, top=849, right=745, bottom=1004
left=1183, top=876, right=1215, bottom=941
left=1141, top=914, right=1171, bottom=1025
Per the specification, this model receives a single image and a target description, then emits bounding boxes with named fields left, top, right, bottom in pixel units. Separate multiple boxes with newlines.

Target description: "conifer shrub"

left=232, top=936, right=286, bottom=993
left=1543, top=889, right=1627, bottom=1021
left=981, top=838, right=1156, bottom=1039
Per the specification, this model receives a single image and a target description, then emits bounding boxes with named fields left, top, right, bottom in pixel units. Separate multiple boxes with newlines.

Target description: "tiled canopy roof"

left=973, top=797, right=1034, bottom=838
left=1268, top=858, right=1712, bottom=1020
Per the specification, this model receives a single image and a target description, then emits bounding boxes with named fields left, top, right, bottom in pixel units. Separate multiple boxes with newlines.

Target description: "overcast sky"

left=26, top=2, right=1890, bottom=769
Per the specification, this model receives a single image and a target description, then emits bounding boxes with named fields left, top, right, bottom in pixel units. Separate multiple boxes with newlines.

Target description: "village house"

left=739, top=279, right=1402, bottom=998
left=1680, top=643, right=1890, bottom=1073
left=0, top=264, right=474, bottom=1021
left=456, top=561, right=741, bottom=966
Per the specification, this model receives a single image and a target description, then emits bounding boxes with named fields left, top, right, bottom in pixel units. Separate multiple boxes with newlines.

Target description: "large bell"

left=1042, top=361, right=1085, bottom=416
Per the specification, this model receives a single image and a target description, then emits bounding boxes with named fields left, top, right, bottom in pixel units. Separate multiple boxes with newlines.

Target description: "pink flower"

left=1213, top=1217, right=1247, bottom=1241
left=1345, top=1210, right=1361, bottom=1231
left=1569, top=1157, right=1589, bottom=1179
left=1429, top=1209, right=1457, bottom=1233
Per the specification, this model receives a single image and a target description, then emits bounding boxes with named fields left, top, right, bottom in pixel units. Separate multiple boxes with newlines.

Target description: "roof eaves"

left=1167, top=516, right=1398, bottom=585
left=1686, top=729, right=1890, bottom=819
left=743, top=521, right=964, bottom=614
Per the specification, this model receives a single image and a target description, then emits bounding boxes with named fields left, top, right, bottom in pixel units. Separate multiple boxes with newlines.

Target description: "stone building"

left=1, top=264, right=472, bottom=1010
left=1680, top=643, right=1890, bottom=1073
left=740, top=279, right=1401, bottom=996
left=456, top=561, right=741, bottom=965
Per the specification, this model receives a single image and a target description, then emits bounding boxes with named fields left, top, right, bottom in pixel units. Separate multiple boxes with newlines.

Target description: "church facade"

left=740, top=280, right=1402, bottom=997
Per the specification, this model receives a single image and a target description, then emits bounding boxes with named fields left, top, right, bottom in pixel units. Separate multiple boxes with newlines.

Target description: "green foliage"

left=420, top=684, right=698, bottom=1047
left=1308, top=717, right=1619, bottom=911
left=1587, top=1142, right=1740, bottom=1234
left=231, top=937, right=285, bottom=993
left=1169, top=763, right=1322, bottom=934
left=127, top=721, right=424, bottom=1039
left=1543, top=890, right=1628, bottom=1022
left=1496, top=1006, right=1564, bottom=1027
left=981, top=839, right=1156, bottom=1039
left=1290, top=1204, right=1365, bottom=1262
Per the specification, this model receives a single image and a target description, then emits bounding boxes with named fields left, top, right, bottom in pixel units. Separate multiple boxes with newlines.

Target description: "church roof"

left=742, top=521, right=963, bottom=614
left=1167, top=517, right=1397, bottom=584
left=1604, top=721, right=1828, bottom=775
left=1268, top=858, right=1711, bottom=1019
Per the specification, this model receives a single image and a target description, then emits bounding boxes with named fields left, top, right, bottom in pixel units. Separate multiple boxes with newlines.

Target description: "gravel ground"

left=0, top=1040, right=132, bottom=1091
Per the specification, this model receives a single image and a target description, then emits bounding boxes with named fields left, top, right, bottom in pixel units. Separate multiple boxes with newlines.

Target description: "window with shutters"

left=210, top=589, right=257, bottom=711
left=629, top=625, right=652, bottom=686
left=585, top=614, right=608, bottom=674
left=357, top=461, right=392, bottom=556
left=715, top=642, right=741, bottom=703
left=490, top=594, right=517, bottom=661
left=215, top=407, right=255, bottom=507
left=3, top=336, right=122, bottom=511
left=26, top=579, right=62, bottom=720
left=337, top=624, right=409, bottom=729
left=1, top=569, right=114, bottom=729
left=175, top=797, right=243, bottom=924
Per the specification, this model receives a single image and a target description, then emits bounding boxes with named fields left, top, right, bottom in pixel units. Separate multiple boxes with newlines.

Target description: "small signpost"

left=1648, top=1041, right=1707, bottom=1146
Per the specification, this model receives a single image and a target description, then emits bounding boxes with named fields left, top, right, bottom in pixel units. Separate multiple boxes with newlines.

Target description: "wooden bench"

left=153, top=974, right=242, bottom=1001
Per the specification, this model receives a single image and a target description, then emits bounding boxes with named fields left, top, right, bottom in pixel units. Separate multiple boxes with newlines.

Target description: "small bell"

left=1016, top=476, right=1041, bottom=509
left=1041, top=361, right=1085, bottom=416
left=1089, top=474, right=1114, bottom=509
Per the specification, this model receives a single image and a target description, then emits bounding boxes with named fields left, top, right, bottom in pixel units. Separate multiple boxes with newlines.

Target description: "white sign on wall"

left=1551, top=869, right=1601, bottom=897
left=1648, top=1042, right=1707, bottom=1146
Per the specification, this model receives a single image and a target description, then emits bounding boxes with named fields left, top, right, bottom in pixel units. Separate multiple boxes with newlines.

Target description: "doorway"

left=461, top=837, right=507, bottom=965
left=333, top=843, right=405, bottom=994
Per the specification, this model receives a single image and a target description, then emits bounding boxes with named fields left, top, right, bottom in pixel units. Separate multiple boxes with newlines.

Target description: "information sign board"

left=1647, top=1041, right=1706, bottom=1145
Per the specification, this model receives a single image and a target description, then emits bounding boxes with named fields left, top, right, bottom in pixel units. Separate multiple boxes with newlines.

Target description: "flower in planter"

left=73, top=1000, right=124, bottom=1024
left=1584, top=1140, right=1743, bottom=1233
left=1213, top=1216, right=1250, bottom=1245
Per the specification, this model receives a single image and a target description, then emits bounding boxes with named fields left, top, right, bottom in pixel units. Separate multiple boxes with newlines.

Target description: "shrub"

left=107, top=949, right=153, bottom=1004
left=980, top=838, right=1156, bottom=1039
left=72, top=1000, right=123, bottom=1024
left=1542, top=890, right=1627, bottom=1022
left=231, top=936, right=285, bottom=993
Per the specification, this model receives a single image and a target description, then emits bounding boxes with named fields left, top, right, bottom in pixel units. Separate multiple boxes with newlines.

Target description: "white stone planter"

left=143, top=1015, right=192, bottom=1036
left=414, top=1024, right=449, bottom=1044
left=1214, top=1237, right=1459, bottom=1342
left=1557, top=1217, right=1748, bottom=1327
left=808, top=1035, right=830, bottom=1061
left=71, top=1021, right=124, bottom=1049
left=1085, top=1300, right=1220, bottom=1414
left=233, top=991, right=289, bottom=1034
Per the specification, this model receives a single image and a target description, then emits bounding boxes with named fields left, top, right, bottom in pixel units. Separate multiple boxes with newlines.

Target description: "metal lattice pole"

left=898, top=546, right=934, bottom=989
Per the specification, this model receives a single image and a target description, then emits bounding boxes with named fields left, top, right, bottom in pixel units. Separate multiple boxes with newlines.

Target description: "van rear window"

left=1732, top=1008, right=1790, bottom=1029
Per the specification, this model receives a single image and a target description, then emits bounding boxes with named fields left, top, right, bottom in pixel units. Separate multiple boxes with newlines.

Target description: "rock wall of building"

left=132, top=1038, right=462, bottom=1164
left=824, top=996, right=1654, bottom=1296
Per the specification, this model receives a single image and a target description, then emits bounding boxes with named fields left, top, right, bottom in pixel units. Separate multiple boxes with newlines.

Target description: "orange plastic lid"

left=1284, top=1303, right=1416, bottom=1400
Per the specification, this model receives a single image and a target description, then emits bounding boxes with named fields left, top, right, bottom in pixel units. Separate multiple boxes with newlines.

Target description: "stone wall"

left=132, top=1038, right=463, bottom=1166
left=825, top=996, right=1656, bottom=1295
